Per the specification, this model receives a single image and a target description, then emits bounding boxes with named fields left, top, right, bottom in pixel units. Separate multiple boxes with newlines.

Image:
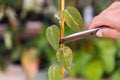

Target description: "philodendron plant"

left=46, top=0, right=82, bottom=80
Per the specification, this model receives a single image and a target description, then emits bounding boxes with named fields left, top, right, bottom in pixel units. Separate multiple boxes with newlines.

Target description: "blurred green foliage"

left=112, top=69, right=120, bottom=80
left=68, top=38, right=119, bottom=79
left=0, top=56, right=7, bottom=71
left=0, top=0, right=17, bottom=4
left=0, top=0, right=119, bottom=80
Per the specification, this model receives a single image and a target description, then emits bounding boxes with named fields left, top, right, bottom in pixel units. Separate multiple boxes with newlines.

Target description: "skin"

left=89, top=1, right=120, bottom=39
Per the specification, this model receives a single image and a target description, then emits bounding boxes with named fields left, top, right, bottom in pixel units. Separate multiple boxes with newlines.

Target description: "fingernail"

left=96, top=31, right=103, bottom=37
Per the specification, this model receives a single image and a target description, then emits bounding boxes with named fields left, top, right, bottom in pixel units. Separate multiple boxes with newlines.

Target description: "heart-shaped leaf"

left=48, top=65, right=63, bottom=80
left=57, top=46, right=73, bottom=71
left=46, top=25, right=60, bottom=50
left=63, top=6, right=83, bottom=32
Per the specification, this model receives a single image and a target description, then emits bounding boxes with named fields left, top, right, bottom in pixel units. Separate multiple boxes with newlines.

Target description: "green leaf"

left=112, top=69, right=120, bottom=80
left=48, top=65, right=63, bottom=80
left=4, top=31, right=13, bottom=49
left=63, top=6, right=83, bottom=32
left=85, top=60, right=104, bottom=80
left=57, top=46, right=73, bottom=71
left=46, top=25, right=60, bottom=50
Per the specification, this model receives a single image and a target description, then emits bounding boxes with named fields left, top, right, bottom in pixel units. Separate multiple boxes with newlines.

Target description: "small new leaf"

left=46, top=25, right=60, bottom=50
left=48, top=65, right=63, bottom=80
left=63, top=6, right=83, bottom=32
left=57, top=46, right=73, bottom=71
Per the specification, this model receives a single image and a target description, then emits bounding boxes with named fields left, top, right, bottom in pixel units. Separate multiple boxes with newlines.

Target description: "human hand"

left=89, top=1, right=120, bottom=39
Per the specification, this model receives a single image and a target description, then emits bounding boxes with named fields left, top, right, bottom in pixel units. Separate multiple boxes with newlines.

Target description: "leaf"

left=57, top=46, right=73, bottom=71
left=46, top=25, right=60, bottom=50
left=85, top=60, right=104, bottom=80
left=63, top=6, right=83, bottom=32
left=48, top=65, right=63, bottom=80
left=0, top=8, right=4, bottom=20
left=112, top=69, right=120, bottom=80
left=4, top=31, right=13, bottom=49
left=6, top=7, right=17, bottom=22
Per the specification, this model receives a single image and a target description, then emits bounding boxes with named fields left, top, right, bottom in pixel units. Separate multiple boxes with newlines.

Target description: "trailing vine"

left=46, top=0, right=83, bottom=80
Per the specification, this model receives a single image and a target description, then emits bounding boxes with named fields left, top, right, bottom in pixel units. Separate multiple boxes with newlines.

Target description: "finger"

left=96, top=28, right=120, bottom=39
left=89, top=15, right=113, bottom=29
left=107, top=1, right=120, bottom=10
left=89, top=16, right=107, bottom=29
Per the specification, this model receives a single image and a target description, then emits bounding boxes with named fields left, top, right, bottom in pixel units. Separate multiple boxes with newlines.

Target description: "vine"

left=60, top=0, right=65, bottom=76
left=46, top=0, right=83, bottom=80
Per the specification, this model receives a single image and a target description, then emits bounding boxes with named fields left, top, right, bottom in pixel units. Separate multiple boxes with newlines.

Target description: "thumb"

left=96, top=28, right=120, bottom=39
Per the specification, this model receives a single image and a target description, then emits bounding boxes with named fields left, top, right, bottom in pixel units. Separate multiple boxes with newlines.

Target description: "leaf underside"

left=48, top=65, right=63, bottom=80
left=57, top=46, right=73, bottom=71
left=46, top=25, right=60, bottom=50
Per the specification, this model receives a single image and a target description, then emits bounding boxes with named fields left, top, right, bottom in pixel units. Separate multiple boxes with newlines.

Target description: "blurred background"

left=0, top=0, right=120, bottom=80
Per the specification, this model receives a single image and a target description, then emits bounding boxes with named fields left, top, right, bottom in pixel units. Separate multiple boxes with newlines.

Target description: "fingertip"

left=96, top=30, right=103, bottom=37
left=89, top=24, right=94, bottom=29
left=89, top=16, right=105, bottom=29
left=95, top=28, right=120, bottom=39
left=89, top=20, right=101, bottom=29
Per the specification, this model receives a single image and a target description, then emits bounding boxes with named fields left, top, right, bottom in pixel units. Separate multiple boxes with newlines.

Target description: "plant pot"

left=21, top=47, right=40, bottom=80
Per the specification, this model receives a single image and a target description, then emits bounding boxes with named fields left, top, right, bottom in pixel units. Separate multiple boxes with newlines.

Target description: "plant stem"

left=60, top=0, right=65, bottom=78
left=9, top=18, right=21, bottom=47
left=60, top=0, right=65, bottom=48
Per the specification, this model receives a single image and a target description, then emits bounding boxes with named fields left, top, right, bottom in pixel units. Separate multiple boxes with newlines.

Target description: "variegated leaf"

left=63, top=6, right=83, bottom=32
left=48, top=65, right=63, bottom=80
left=57, top=46, right=73, bottom=71
left=46, top=25, right=60, bottom=50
